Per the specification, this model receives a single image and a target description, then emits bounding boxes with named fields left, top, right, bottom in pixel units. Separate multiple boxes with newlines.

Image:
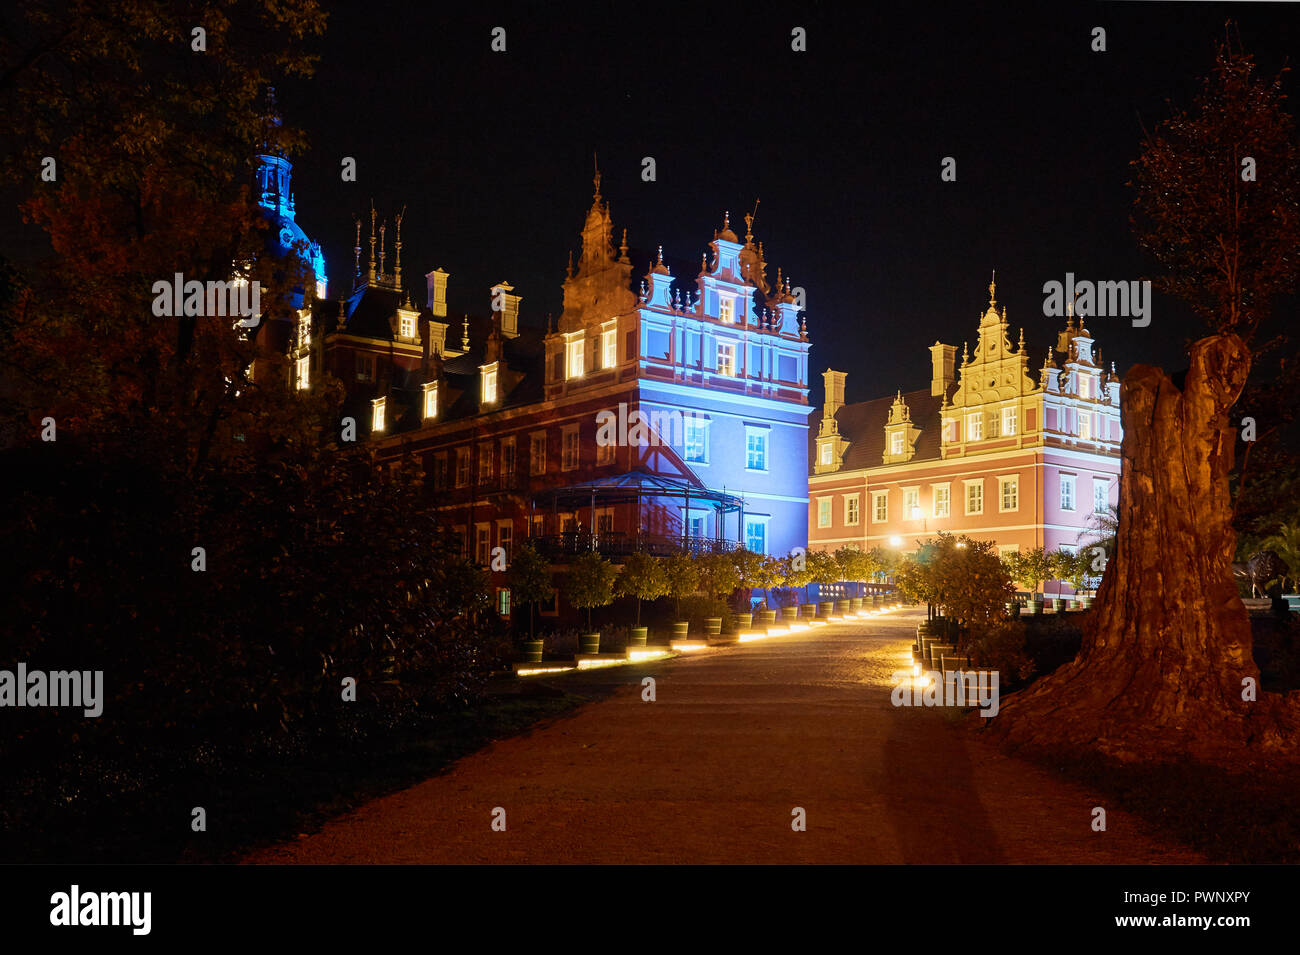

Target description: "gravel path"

left=244, top=609, right=1201, bottom=864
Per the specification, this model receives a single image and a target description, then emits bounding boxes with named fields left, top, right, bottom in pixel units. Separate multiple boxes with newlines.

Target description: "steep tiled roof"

left=808, top=387, right=946, bottom=474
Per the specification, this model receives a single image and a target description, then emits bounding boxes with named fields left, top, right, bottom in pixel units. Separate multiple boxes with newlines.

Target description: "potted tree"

left=615, top=552, right=668, bottom=646
left=782, top=551, right=815, bottom=620
left=808, top=549, right=840, bottom=617
left=663, top=553, right=699, bottom=640
left=754, top=554, right=784, bottom=627
left=730, top=548, right=764, bottom=630
left=697, top=551, right=739, bottom=637
left=562, top=550, right=617, bottom=654
left=505, top=543, right=554, bottom=663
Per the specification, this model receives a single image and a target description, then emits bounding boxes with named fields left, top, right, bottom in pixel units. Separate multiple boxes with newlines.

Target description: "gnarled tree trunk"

left=990, top=335, right=1300, bottom=763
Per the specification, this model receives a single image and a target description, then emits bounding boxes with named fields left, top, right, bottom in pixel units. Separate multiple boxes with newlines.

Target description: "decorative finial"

left=988, top=269, right=997, bottom=306
left=393, top=205, right=405, bottom=287
left=353, top=215, right=362, bottom=283
left=701, top=251, right=708, bottom=273
left=672, top=288, right=680, bottom=309
left=567, top=249, right=574, bottom=279
left=378, top=219, right=387, bottom=280
left=657, top=245, right=664, bottom=266
left=462, top=314, right=470, bottom=351
left=723, top=210, right=730, bottom=232
left=1018, top=327, right=1025, bottom=350
left=593, top=152, right=602, bottom=200
left=337, top=298, right=347, bottom=331
left=620, top=228, right=628, bottom=258
left=367, top=201, right=377, bottom=283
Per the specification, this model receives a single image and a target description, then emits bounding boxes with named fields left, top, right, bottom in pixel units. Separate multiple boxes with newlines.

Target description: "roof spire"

left=988, top=269, right=997, bottom=307
left=367, top=201, right=377, bottom=283
left=619, top=228, right=628, bottom=260
left=393, top=205, right=405, bottom=287
left=353, top=215, right=362, bottom=285
left=462, top=314, right=470, bottom=351
left=593, top=151, right=601, bottom=200
left=378, top=219, right=387, bottom=281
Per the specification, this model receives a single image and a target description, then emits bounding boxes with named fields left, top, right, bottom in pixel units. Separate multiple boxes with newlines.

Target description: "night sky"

left=13, top=2, right=1300, bottom=406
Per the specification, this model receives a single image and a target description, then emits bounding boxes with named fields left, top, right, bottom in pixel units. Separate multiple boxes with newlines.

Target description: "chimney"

left=426, top=268, right=449, bottom=317
left=823, top=368, right=846, bottom=419
left=929, top=341, right=956, bottom=397
left=492, top=281, right=521, bottom=339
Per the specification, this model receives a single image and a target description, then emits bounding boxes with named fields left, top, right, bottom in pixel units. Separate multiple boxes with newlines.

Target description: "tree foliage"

left=614, top=551, right=668, bottom=626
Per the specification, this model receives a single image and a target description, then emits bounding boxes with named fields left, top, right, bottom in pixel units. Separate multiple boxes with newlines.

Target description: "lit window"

left=482, top=364, right=498, bottom=404
left=566, top=338, right=584, bottom=379
left=1094, top=480, right=1108, bottom=514
left=1079, top=412, right=1092, bottom=441
left=422, top=382, right=438, bottom=419
left=1000, top=477, right=1019, bottom=512
left=745, top=428, right=767, bottom=470
left=1002, top=407, right=1017, bottom=436
left=890, top=431, right=905, bottom=455
left=399, top=312, right=416, bottom=339
left=1079, top=377, right=1090, bottom=399
left=903, top=487, right=920, bottom=517
left=872, top=491, right=888, bottom=522
left=965, top=481, right=984, bottom=515
left=719, top=297, right=735, bottom=323
left=315, top=279, right=327, bottom=301
left=967, top=412, right=983, bottom=441
left=371, top=398, right=386, bottom=432
left=562, top=427, right=579, bottom=470
left=820, top=442, right=833, bottom=466
left=817, top=498, right=832, bottom=528
left=933, top=484, right=950, bottom=518
left=496, top=589, right=511, bottom=615
left=601, top=326, right=617, bottom=368
left=684, top=417, right=708, bottom=463
left=717, top=342, right=736, bottom=377
left=299, top=313, right=311, bottom=347
left=296, top=356, right=310, bottom=391
left=744, top=519, right=767, bottom=554
left=845, top=495, right=860, bottom=526
left=530, top=432, right=547, bottom=476
left=1060, top=474, right=1076, bottom=511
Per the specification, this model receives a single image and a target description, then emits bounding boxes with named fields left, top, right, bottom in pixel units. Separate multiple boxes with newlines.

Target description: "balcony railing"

left=529, top=532, right=740, bottom=560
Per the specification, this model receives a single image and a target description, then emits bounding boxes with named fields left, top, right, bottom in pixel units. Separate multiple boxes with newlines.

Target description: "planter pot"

left=1050, top=598, right=1066, bottom=613
left=757, top=610, right=778, bottom=626
left=628, top=627, right=648, bottom=647
left=818, top=601, right=835, bottom=618
left=704, top=617, right=723, bottom=637
left=834, top=599, right=851, bottom=615
left=1080, top=595, right=1093, bottom=609
left=1030, top=599, right=1044, bottom=616
left=520, top=639, right=544, bottom=664
left=1006, top=601, right=1021, bottom=617
left=801, top=604, right=818, bottom=618
left=781, top=606, right=799, bottom=621
left=671, top=621, right=690, bottom=639
left=579, top=632, right=601, bottom=654
left=732, top=612, right=753, bottom=630
left=850, top=597, right=863, bottom=612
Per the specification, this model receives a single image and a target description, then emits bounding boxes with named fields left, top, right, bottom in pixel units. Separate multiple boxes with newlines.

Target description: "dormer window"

left=718, top=297, right=735, bottom=323
left=371, top=397, right=386, bottom=433
left=819, top=441, right=833, bottom=466
left=717, top=342, right=736, bottom=376
left=422, top=381, right=438, bottom=420
left=399, top=312, right=417, bottom=340
left=481, top=362, right=499, bottom=405
left=600, top=323, right=617, bottom=369
left=565, top=336, right=584, bottom=379
left=315, top=279, right=327, bottom=301
left=890, top=431, right=904, bottom=455
left=296, top=356, right=310, bottom=391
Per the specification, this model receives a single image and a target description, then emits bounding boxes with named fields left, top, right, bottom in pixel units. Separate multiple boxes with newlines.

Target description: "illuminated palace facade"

left=284, top=171, right=814, bottom=604
left=808, top=276, right=1122, bottom=564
